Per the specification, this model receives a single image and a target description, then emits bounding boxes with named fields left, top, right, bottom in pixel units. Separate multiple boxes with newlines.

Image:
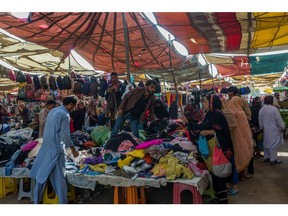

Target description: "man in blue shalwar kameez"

left=30, top=96, right=79, bottom=204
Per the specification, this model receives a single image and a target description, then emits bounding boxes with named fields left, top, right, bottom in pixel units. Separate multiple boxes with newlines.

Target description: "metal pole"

left=122, top=13, right=131, bottom=82
left=210, top=65, right=215, bottom=87
left=168, top=35, right=179, bottom=96
left=168, top=34, right=183, bottom=114
left=68, top=54, right=71, bottom=77
left=198, top=68, right=202, bottom=89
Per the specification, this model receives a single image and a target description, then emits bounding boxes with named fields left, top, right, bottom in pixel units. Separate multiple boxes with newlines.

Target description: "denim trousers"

left=110, top=113, right=140, bottom=138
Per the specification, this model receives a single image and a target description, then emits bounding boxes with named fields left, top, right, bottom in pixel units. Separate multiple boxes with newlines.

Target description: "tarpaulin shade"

left=142, top=65, right=211, bottom=83
left=154, top=12, right=288, bottom=55
left=215, top=56, right=251, bottom=77
left=1, top=12, right=288, bottom=83
left=0, top=31, right=99, bottom=75
left=0, top=12, right=188, bottom=75
left=249, top=53, right=288, bottom=75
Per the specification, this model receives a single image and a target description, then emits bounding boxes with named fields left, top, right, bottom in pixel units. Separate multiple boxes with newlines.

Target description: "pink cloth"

left=21, top=141, right=38, bottom=152
left=135, top=139, right=164, bottom=149
left=118, top=140, right=135, bottom=152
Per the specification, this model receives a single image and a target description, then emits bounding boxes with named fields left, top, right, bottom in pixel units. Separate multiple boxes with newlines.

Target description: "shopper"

left=105, top=72, right=124, bottom=129
left=30, top=96, right=79, bottom=204
left=110, top=79, right=158, bottom=138
left=18, top=102, right=32, bottom=128
left=38, top=100, right=57, bottom=137
left=199, top=94, right=234, bottom=204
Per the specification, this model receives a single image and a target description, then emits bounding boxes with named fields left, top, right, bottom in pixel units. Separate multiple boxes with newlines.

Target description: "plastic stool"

left=67, top=184, right=76, bottom=203
left=17, top=178, right=35, bottom=201
left=173, top=183, right=203, bottom=204
left=42, top=183, right=75, bottom=204
left=114, top=186, right=146, bottom=204
left=42, top=183, right=59, bottom=204
left=0, top=177, right=18, bottom=198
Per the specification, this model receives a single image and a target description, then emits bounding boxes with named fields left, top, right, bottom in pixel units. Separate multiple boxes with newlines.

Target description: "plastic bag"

left=212, top=146, right=232, bottom=178
left=198, top=135, right=209, bottom=159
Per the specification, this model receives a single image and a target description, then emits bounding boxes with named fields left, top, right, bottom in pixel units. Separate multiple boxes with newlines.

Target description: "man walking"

left=30, top=96, right=79, bottom=204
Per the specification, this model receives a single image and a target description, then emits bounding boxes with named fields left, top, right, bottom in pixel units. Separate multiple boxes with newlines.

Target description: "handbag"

left=197, top=135, right=209, bottom=159
left=212, top=145, right=232, bottom=178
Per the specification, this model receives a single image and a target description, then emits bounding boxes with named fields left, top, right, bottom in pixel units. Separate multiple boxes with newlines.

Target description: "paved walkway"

left=1, top=138, right=288, bottom=204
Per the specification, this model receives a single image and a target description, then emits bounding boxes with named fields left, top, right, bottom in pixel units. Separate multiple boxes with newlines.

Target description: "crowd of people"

left=0, top=75, right=285, bottom=204
left=182, top=86, right=285, bottom=203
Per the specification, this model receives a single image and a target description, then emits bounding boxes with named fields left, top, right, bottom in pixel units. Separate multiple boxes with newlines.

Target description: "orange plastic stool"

left=173, top=183, right=203, bottom=204
left=0, top=177, right=18, bottom=198
left=113, top=186, right=146, bottom=204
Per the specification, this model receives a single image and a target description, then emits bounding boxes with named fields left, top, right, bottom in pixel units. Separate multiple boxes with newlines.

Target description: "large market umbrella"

left=0, top=12, right=191, bottom=82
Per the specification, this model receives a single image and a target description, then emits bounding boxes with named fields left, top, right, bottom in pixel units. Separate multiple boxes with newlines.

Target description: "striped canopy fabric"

left=1, top=12, right=288, bottom=82
left=154, top=12, right=288, bottom=55
left=155, top=12, right=288, bottom=77
left=0, top=12, right=189, bottom=79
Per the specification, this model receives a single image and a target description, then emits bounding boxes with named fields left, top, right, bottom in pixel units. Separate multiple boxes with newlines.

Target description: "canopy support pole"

left=122, top=13, right=131, bottom=82
left=198, top=69, right=202, bottom=89
left=168, top=34, right=183, bottom=113
left=168, top=35, right=179, bottom=96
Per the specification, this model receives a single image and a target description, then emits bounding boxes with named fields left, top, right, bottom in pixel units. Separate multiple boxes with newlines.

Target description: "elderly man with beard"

left=110, top=79, right=158, bottom=138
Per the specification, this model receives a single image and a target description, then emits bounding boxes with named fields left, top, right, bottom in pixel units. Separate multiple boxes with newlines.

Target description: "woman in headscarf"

left=199, top=94, right=234, bottom=204
left=226, top=93, right=254, bottom=172
left=224, top=90, right=253, bottom=194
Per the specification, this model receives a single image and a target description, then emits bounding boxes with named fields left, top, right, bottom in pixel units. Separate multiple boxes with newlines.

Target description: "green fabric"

left=90, top=126, right=111, bottom=146
left=249, top=53, right=288, bottom=75
left=138, top=130, right=146, bottom=142
left=273, top=87, right=288, bottom=91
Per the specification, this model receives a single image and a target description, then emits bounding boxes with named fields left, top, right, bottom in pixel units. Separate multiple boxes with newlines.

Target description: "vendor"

left=273, top=92, right=281, bottom=109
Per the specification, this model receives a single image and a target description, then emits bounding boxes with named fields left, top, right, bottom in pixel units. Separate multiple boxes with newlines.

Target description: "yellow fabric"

left=118, top=149, right=145, bottom=168
left=126, top=149, right=145, bottom=158
left=252, top=12, right=288, bottom=48
left=203, top=137, right=217, bottom=172
left=152, top=152, right=194, bottom=180
left=89, top=164, right=108, bottom=173
left=118, top=156, right=134, bottom=168
left=182, top=166, right=194, bottom=179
